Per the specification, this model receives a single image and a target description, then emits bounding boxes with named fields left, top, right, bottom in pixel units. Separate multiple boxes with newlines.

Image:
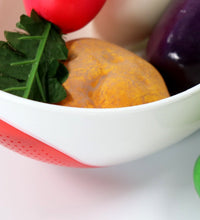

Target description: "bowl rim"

left=0, top=83, right=200, bottom=114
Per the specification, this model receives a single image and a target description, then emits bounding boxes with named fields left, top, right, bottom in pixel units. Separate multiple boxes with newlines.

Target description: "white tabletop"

left=0, top=130, right=200, bottom=220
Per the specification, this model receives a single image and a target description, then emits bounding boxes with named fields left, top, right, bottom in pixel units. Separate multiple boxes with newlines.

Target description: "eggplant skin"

left=146, top=0, right=200, bottom=95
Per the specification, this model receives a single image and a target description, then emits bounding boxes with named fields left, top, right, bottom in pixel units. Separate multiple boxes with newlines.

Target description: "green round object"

left=194, top=156, right=200, bottom=196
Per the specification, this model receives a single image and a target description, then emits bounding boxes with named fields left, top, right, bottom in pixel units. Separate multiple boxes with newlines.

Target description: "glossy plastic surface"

left=0, top=119, right=92, bottom=167
left=1, top=84, right=200, bottom=167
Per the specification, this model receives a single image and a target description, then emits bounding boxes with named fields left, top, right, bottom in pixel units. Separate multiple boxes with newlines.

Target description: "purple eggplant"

left=146, top=0, right=200, bottom=95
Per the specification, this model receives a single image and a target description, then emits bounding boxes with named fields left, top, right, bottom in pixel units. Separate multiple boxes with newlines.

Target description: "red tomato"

left=23, top=0, right=106, bottom=33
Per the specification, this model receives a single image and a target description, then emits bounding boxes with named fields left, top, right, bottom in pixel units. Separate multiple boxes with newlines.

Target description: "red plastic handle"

left=0, top=119, right=93, bottom=167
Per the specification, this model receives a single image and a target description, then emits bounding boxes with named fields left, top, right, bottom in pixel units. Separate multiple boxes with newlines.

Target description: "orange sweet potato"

left=59, top=38, right=169, bottom=108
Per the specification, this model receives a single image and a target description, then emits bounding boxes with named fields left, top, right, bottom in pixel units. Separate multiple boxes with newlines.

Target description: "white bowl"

left=0, top=0, right=200, bottom=167
left=1, top=85, right=200, bottom=167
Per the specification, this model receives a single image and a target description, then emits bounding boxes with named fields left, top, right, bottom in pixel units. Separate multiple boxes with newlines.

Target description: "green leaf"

left=0, top=40, right=31, bottom=80
left=0, top=76, right=26, bottom=96
left=57, top=62, right=69, bottom=84
left=47, top=77, right=67, bottom=103
left=0, top=10, right=68, bottom=103
left=194, top=156, right=200, bottom=196
left=43, top=60, right=67, bottom=103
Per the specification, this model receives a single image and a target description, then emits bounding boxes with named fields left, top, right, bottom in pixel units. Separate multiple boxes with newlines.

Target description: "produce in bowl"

left=146, top=0, right=200, bottom=96
left=23, top=0, right=107, bottom=33
left=59, top=38, right=169, bottom=108
left=67, top=0, right=172, bottom=50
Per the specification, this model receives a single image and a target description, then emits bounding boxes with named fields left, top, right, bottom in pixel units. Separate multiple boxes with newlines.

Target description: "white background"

left=0, top=130, right=200, bottom=220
